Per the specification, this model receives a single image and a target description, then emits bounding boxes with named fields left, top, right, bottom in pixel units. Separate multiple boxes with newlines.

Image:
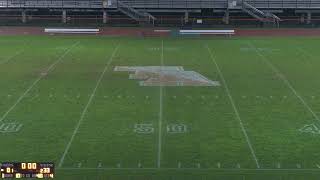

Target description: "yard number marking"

left=134, top=124, right=154, bottom=134
left=299, top=124, right=320, bottom=134
left=167, top=124, right=187, bottom=133
left=0, top=123, right=23, bottom=133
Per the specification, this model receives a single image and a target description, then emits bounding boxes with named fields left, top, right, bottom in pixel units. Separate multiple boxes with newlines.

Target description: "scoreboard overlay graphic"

left=0, top=162, right=54, bottom=179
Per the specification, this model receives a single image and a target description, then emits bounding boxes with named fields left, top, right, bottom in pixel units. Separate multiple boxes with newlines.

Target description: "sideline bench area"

left=179, top=30, right=235, bottom=36
left=44, top=28, right=100, bottom=34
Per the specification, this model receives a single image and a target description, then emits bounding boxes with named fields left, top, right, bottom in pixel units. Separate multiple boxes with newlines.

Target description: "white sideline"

left=58, top=44, right=120, bottom=168
left=57, top=167, right=320, bottom=171
left=0, top=41, right=79, bottom=123
left=157, top=40, right=164, bottom=168
left=206, top=45, right=260, bottom=168
left=249, top=42, right=320, bottom=122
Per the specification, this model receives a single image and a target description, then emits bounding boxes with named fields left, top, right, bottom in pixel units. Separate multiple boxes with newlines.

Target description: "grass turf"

left=0, top=35, right=320, bottom=179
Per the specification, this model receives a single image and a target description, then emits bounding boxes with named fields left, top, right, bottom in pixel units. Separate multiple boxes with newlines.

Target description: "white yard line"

left=0, top=41, right=80, bottom=123
left=57, top=167, right=320, bottom=171
left=157, top=40, right=164, bottom=168
left=58, top=44, right=120, bottom=168
left=0, top=49, right=25, bottom=65
left=206, top=45, right=260, bottom=168
left=248, top=42, right=320, bottom=122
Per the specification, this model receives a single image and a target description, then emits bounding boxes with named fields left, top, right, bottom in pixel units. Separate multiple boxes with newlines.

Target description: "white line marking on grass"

left=237, top=163, right=241, bottom=169
left=0, top=122, right=23, bottom=133
left=316, top=164, right=320, bottom=168
left=249, top=42, right=320, bottom=123
left=58, top=44, right=120, bottom=168
left=206, top=46, right=260, bottom=168
left=157, top=40, right=164, bottom=168
left=57, top=167, right=320, bottom=171
left=0, top=49, right=25, bottom=65
left=296, top=164, right=301, bottom=168
left=217, top=162, right=221, bottom=168
left=0, top=41, right=79, bottom=123
left=277, top=162, right=281, bottom=169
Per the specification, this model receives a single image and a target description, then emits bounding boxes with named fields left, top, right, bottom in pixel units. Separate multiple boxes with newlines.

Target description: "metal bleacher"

left=0, top=0, right=320, bottom=9
left=0, top=0, right=319, bottom=24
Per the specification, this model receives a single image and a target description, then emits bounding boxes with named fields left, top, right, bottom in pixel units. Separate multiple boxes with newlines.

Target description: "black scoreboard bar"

left=0, top=162, right=54, bottom=179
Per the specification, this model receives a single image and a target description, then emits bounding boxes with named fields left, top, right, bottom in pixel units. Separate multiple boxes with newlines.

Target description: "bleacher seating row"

left=0, top=0, right=320, bottom=9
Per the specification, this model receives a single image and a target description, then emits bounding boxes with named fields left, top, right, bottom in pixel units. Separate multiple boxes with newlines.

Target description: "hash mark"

left=236, top=163, right=241, bottom=169
left=217, top=162, right=221, bottom=168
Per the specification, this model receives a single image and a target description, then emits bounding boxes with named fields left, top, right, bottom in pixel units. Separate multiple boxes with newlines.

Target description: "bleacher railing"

left=0, top=0, right=320, bottom=9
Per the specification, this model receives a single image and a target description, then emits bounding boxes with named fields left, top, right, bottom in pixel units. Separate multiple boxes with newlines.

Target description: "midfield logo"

left=114, top=66, right=220, bottom=87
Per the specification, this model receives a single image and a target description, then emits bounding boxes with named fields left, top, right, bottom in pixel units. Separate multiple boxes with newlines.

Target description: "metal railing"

left=0, top=0, right=320, bottom=9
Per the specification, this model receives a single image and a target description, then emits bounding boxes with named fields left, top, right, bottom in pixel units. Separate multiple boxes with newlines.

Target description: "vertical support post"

left=103, top=10, right=108, bottom=24
left=225, top=10, right=229, bottom=25
left=184, top=11, right=189, bottom=24
left=300, top=14, right=305, bottom=23
left=22, top=10, right=27, bottom=23
left=307, top=12, right=311, bottom=24
left=62, top=10, right=67, bottom=24
left=103, top=0, right=107, bottom=8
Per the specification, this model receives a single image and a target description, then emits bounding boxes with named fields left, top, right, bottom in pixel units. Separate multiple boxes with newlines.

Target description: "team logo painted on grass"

left=0, top=123, right=23, bottom=133
left=114, top=66, right=220, bottom=87
left=299, top=124, right=320, bottom=134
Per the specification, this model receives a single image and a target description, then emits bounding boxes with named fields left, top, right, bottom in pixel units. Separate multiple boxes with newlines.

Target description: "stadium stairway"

left=117, top=1, right=156, bottom=25
left=241, top=1, right=281, bottom=24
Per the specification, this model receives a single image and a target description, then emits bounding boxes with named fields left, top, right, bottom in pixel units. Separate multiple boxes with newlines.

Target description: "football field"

left=1, top=35, right=320, bottom=179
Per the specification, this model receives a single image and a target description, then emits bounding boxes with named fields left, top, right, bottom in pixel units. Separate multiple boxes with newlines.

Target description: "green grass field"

left=1, top=35, right=320, bottom=179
